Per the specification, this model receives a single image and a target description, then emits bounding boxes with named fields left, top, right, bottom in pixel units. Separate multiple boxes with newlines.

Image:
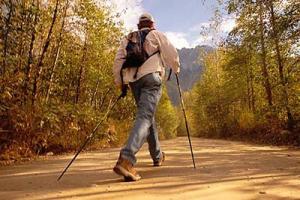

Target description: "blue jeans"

left=120, top=72, right=163, bottom=165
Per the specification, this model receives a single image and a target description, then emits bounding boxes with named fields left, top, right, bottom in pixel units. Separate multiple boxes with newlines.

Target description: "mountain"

left=166, top=45, right=214, bottom=105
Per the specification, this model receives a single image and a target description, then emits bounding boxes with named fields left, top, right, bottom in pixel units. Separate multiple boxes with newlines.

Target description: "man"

left=112, top=13, right=180, bottom=181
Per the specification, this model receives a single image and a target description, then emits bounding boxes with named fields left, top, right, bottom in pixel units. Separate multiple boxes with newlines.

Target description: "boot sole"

left=113, top=166, right=141, bottom=182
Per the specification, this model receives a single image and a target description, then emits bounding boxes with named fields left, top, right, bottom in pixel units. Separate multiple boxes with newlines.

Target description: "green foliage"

left=189, top=0, right=300, bottom=145
left=0, top=0, right=181, bottom=162
left=0, top=0, right=136, bottom=162
left=156, top=88, right=179, bottom=139
left=175, top=90, right=197, bottom=137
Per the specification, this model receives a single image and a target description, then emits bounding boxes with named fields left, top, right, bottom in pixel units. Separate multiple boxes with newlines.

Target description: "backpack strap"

left=167, top=69, right=172, bottom=81
left=148, top=50, right=159, bottom=58
left=133, top=29, right=155, bottom=79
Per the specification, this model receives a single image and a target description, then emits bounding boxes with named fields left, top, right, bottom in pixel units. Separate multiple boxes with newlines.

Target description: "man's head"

left=137, top=13, right=155, bottom=30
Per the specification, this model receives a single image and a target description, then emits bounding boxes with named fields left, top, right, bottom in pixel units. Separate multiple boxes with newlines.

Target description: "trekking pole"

left=175, top=74, right=196, bottom=169
left=57, top=89, right=127, bottom=181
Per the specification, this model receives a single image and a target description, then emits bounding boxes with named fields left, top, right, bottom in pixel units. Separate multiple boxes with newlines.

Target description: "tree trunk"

left=2, top=0, right=13, bottom=75
left=247, top=46, right=255, bottom=112
left=24, top=0, right=39, bottom=101
left=75, top=40, right=88, bottom=104
left=45, top=0, right=69, bottom=103
left=246, top=64, right=251, bottom=110
left=31, top=0, right=59, bottom=106
left=17, top=15, right=25, bottom=70
left=90, top=78, right=100, bottom=106
left=63, top=68, right=73, bottom=104
left=99, top=88, right=111, bottom=111
left=268, top=0, right=294, bottom=129
left=250, top=66, right=255, bottom=112
left=18, top=1, right=30, bottom=83
left=258, top=0, right=273, bottom=106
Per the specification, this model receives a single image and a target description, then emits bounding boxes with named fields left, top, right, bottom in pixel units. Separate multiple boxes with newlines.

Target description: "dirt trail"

left=1, top=137, right=300, bottom=200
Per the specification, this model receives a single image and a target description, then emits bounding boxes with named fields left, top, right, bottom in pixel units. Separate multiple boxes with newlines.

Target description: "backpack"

left=120, top=29, right=159, bottom=85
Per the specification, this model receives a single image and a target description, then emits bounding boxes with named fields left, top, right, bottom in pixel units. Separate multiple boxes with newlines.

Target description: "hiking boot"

left=113, top=156, right=141, bottom=181
left=153, top=152, right=165, bottom=167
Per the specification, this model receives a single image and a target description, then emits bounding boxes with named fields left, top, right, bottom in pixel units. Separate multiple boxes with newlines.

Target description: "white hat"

left=139, top=13, right=155, bottom=23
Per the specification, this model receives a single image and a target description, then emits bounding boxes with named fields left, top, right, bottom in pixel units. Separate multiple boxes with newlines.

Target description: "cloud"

left=186, top=18, right=236, bottom=48
left=220, top=17, right=236, bottom=33
left=192, top=35, right=214, bottom=47
left=190, top=18, right=236, bottom=34
left=165, top=32, right=214, bottom=49
left=165, top=32, right=191, bottom=49
left=189, top=22, right=210, bottom=32
left=102, top=0, right=145, bottom=30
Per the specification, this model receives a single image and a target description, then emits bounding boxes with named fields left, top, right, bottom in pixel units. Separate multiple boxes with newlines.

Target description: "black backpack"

left=120, top=29, right=159, bottom=84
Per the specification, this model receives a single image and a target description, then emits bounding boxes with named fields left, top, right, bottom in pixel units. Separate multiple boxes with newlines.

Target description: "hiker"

left=112, top=13, right=180, bottom=181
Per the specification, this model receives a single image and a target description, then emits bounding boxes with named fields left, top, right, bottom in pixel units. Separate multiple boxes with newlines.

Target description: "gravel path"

left=1, top=137, right=300, bottom=200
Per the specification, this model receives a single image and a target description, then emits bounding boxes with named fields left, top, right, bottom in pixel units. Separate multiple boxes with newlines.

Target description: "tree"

left=189, top=0, right=299, bottom=143
left=31, top=0, right=59, bottom=106
left=267, top=0, right=295, bottom=128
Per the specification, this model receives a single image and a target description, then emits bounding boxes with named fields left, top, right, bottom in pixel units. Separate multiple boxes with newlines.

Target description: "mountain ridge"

left=166, top=45, right=214, bottom=105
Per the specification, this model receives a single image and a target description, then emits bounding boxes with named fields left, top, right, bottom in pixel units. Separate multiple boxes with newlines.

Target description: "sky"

left=107, top=0, right=235, bottom=49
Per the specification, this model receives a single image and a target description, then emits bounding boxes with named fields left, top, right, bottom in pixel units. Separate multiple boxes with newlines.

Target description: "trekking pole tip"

left=57, top=173, right=63, bottom=181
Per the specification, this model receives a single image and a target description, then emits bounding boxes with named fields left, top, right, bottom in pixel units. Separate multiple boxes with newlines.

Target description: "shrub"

left=156, top=88, right=179, bottom=139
